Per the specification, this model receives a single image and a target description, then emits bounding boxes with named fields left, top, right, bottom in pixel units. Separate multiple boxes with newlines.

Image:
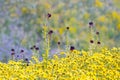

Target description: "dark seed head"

left=30, top=47, right=33, bottom=50
left=35, top=47, right=39, bottom=50
left=96, top=32, right=99, bottom=35
left=66, top=27, right=69, bottom=30
left=48, top=30, right=53, bottom=35
left=47, top=13, right=51, bottom=18
left=90, top=40, right=94, bottom=43
left=97, top=41, right=101, bottom=44
left=17, top=55, right=19, bottom=57
left=25, top=58, right=29, bottom=61
left=58, top=42, right=60, bottom=45
left=33, top=45, right=36, bottom=48
left=11, top=49, right=15, bottom=52
left=70, top=46, right=75, bottom=51
left=20, top=50, right=24, bottom=53
left=27, top=63, right=29, bottom=66
left=89, top=21, right=93, bottom=27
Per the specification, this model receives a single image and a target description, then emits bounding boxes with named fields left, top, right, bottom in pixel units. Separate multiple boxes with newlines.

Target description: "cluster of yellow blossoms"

left=0, top=48, right=120, bottom=80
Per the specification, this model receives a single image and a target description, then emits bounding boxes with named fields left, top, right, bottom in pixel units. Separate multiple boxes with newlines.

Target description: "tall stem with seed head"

left=66, top=27, right=70, bottom=52
left=89, top=22, right=95, bottom=56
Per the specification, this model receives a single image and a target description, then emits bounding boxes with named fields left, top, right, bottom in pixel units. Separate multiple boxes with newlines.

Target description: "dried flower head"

left=35, top=47, right=39, bottom=50
left=27, top=63, right=29, bottom=66
left=20, top=50, right=24, bottom=53
left=70, top=46, right=75, bottom=51
left=30, top=47, right=33, bottom=50
left=33, top=45, right=36, bottom=48
left=48, top=30, right=53, bottom=35
left=58, top=42, right=60, bottom=45
left=90, top=40, right=94, bottom=43
left=66, top=27, right=69, bottom=30
left=30, top=45, right=36, bottom=50
left=47, top=13, right=51, bottom=19
left=89, top=21, right=93, bottom=27
left=96, top=31, right=99, bottom=35
left=97, top=41, right=101, bottom=44
left=17, top=55, right=19, bottom=57
left=25, top=58, right=29, bottom=61
left=11, top=49, right=15, bottom=52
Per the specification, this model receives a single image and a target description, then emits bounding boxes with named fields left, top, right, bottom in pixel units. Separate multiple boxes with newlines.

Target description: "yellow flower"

left=81, top=50, right=88, bottom=56
left=113, top=0, right=120, bottom=8
left=83, top=13, right=90, bottom=19
left=60, top=52, right=65, bottom=55
left=21, top=38, right=27, bottom=46
left=0, top=47, right=119, bottom=79
left=31, top=56, right=39, bottom=63
left=21, top=7, right=29, bottom=14
left=97, top=16, right=107, bottom=22
left=10, top=13, right=18, bottom=18
left=111, top=11, right=120, bottom=20
left=36, top=18, right=41, bottom=24
left=69, top=27, right=77, bottom=34
left=30, top=9, right=36, bottom=15
left=72, top=50, right=80, bottom=55
left=80, top=74, right=87, bottom=80
left=101, top=26, right=108, bottom=32
left=117, top=24, right=120, bottom=30
left=53, top=54, right=59, bottom=59
left=58, top=27, right=65, bottom=35
left=95, top=0, right=103, bottom=8
left=44, top=3, right=51, bottom=9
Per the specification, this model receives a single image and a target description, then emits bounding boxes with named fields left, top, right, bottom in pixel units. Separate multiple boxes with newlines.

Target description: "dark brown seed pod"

left=30, top=47, right=33, bottom=50
left=25, top=58, right=28, bottom=61
left=48, top=30, right=53, bottom=35
left=89, top=21, right=93, bottom=28
left=90, top=40, right=94, bottom=43
left=47, top=13, right=51, bottom=19
left=58, top=42, right=60, bottom=45
left=20, top=50, right=24, bottom=53
left=35, top=47, right=39, bottom=50
left=27, top=63, right=29, bottom=66
left=70, top=46, right=75, bottom=51
left=66, top=27, right=69, bottom=30
left=33, top=45, right=36, bottom=48
left=97, top=41, right=101, bottom=44
left=96, top=32, right=99, bottom=35
left=17, top=55, right=19, bottom=57
left=11, top=49, right=15, bottom=52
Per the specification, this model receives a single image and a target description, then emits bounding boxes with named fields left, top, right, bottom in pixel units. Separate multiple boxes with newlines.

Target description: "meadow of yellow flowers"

left=0, top=0, right=120, bottom=80
left=0, top=48, right=119, bottom=80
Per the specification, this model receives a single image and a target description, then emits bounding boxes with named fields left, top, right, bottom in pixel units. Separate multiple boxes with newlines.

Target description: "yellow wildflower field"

left=0, top=48, right=119, bottom=80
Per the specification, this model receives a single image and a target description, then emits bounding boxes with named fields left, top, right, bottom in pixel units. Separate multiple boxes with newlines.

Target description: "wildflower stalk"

left=96, top=31, right=101, bottom=51
left=35, top=48, right=40, bottom=60
left=43, top=13, right=53, bottom=60
left=43, top=25, right=49, bottom=60
left=43, top=20, right=52, bottom=60
left=11, top=49, right=15, bottom=60
left=57, top=42, right=61, bottom=51
left=11, top=55, right=15, bottom=60
left=66, top=27, right=70, bottom=52
left=89, top=29, right=92, bottom=55
left=46, top=34, right=50, bottom=60
left=89, top=22, right=95, bottom=56
left=66, top=31, right=69, bottom=51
